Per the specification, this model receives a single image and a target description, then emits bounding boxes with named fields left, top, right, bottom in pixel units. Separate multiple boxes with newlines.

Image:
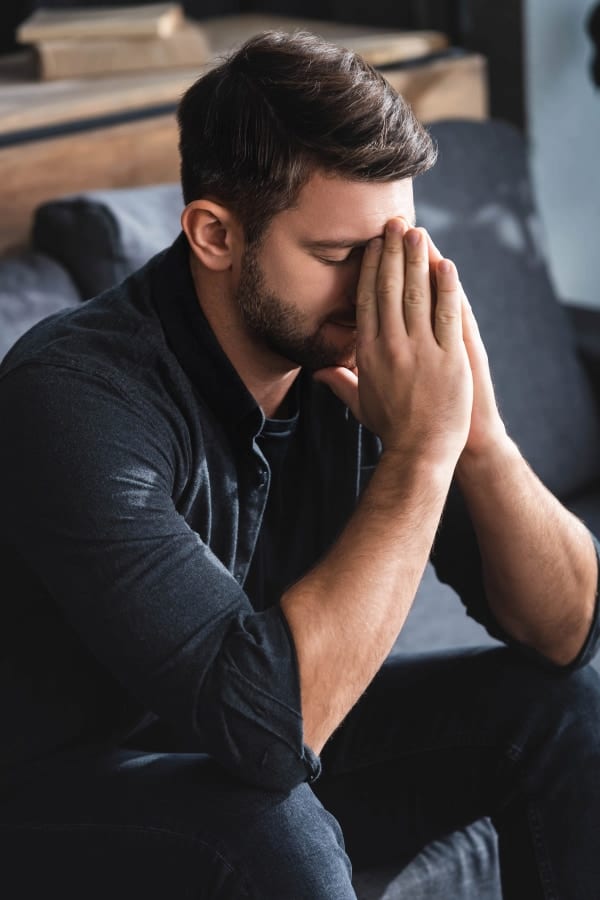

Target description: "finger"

left=425, top=231, right=443, bottom=265
left=313, top=366, right=360, bottom=418
left=461, top=294, right=481, bottom=338
left=461, top=294, right=488, bottom=367
left=375, top=218, right=409, bottom=338
left=424, top=231, right=443, bottom=320
left=355, top=237, right=384, bottom=342
left=461, top=296, right=479, bottom=375
left=401, top=227, right=433, bottom=338
left=433, top=258, right=463, bottom=350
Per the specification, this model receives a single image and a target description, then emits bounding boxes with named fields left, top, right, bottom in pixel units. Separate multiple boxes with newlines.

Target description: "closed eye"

left=318, top=257, right=351, bottom=266
left=318, top=247, right=364, bottom=266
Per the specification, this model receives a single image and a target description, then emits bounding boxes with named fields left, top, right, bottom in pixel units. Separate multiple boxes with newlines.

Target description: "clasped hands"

left=314, top=217, right=509, bottom=475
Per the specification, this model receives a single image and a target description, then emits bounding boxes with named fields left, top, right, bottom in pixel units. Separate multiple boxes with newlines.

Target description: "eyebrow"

left=301, top=215, right=418, bottom=251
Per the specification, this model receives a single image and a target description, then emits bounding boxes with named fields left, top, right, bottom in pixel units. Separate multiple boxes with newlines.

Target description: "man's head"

left=178, top=31, right=435, bottom=375
left=177, top=30, right=436, bottom=246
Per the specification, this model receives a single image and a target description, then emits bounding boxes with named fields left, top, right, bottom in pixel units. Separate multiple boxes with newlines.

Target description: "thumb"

left=313, top=366, right=360, bottom=417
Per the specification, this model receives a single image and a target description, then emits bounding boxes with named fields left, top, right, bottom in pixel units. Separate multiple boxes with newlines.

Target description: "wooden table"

left=0, top=15, right=488, bottom=254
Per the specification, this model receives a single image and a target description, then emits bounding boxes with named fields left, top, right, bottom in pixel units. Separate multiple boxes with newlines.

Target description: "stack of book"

left=17, top=3, right=211, bottom=80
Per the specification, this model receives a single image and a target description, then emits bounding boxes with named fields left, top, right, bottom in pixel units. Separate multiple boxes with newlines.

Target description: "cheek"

left=300, top=268, right=356, bottom=312
left=263, top=253, right=346, bottom=307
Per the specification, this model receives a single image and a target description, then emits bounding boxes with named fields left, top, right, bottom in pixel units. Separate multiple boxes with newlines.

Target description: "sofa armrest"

left=566, top=303, right=600, bottom=395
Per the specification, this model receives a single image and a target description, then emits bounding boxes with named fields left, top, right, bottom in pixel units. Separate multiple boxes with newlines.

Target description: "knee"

left=226, top=783, right=354, bottom=900
left=507, top=655, right=600, bottom=748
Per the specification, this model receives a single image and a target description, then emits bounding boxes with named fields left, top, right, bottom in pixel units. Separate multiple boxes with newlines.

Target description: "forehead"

left=275, top=170, right=415, bottom=244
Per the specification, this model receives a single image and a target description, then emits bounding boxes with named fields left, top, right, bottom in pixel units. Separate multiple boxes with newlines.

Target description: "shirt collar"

left=151, top=232, right=264, bottom=439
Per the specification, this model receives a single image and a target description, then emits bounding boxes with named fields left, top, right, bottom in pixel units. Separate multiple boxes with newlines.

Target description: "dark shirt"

left=244, top=398, right=314, bottom=612
left=1, top=233, right=599, bottom=793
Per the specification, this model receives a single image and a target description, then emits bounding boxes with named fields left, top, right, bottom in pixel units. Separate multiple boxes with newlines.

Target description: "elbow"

left=195, top=660, right=321, bottom=792
left=192, top=609, right=322, bottom=792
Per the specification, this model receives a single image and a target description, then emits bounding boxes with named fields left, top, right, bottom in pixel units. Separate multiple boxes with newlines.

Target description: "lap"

left=2, top=645, right=597, bottom=895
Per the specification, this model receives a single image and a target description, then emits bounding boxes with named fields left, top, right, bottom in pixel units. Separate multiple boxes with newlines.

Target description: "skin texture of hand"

left=314, top=219, right=473, bottom=469
left=423, top=233, right=509, bottom=466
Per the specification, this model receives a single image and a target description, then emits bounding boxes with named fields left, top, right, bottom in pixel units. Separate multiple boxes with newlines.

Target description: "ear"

left=181, top=200, right=242, bottom=272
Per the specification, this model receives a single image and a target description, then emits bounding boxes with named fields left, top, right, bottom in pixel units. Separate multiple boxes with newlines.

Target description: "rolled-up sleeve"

left=431, top=481, right=600, bottom=672
left=0, top=362, right=319, bottom=792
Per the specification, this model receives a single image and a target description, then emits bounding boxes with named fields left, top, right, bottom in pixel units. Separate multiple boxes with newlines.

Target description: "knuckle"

left=436, top=308, right=459, bottom=326
left=355, top=290, right=374, bottom=309
left=403, top=286, right=425, bottom=306
left=360, top=259, right=379, bottom=275
left=383, top=242, right=404, bottom=255
left=377, top=280, right=401, bottom=299
left=405, top=253, right=428, bottom=270
left=435, top=303, right=461, bottom=325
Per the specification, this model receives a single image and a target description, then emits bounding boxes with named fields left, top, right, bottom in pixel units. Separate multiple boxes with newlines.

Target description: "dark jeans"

left=1, top=646, right=599, bottom=899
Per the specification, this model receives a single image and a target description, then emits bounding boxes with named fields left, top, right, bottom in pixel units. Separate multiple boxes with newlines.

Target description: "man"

left=0, top=31, right=599, bottom=900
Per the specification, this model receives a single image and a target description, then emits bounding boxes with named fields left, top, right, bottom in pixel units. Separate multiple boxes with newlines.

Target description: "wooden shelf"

left=0, top=15, right=487, bottom=253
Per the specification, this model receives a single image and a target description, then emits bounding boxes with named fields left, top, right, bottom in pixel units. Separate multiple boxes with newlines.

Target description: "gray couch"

left=2, top=119, right=600, bottom=899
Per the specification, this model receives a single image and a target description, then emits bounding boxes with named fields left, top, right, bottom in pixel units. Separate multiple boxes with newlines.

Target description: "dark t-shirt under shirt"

left=245, top=395, right=318, bottom=612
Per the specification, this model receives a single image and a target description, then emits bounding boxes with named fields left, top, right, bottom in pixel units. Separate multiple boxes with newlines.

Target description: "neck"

left=189, top=253, right=300, bottom=419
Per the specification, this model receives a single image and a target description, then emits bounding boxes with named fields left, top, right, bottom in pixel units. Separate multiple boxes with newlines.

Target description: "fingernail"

left=405, top=230, right=420, bottom=247
left=438, top=259, right=453, bottom=274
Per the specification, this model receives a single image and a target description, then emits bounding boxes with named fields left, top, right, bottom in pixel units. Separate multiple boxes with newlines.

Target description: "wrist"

left=455, top=433, right=520, bottom=489
left=378, top=446, right=457, bottom=493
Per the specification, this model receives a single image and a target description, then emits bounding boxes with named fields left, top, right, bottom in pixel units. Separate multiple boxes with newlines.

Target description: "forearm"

left=281, top=450, right=454, bottom=754
left=456, top=437, right=598, bottom=666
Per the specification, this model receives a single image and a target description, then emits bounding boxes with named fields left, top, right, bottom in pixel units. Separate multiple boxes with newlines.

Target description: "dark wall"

left=0, top=1, right=37, bottom=53
left=461, top=2, right=525, bottom=131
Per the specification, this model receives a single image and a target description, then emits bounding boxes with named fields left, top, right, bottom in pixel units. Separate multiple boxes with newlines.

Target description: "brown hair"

left=177, top=30, right=436, bottom=243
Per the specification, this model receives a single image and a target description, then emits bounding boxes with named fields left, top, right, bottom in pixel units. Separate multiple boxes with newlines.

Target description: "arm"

left=454, top=299, right=598, bottom=667
left=0, top=362, right=316, bottom=791
left=282, top=222, right=473, bottom=753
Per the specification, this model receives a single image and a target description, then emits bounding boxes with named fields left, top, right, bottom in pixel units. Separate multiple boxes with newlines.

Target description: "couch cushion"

left=415, top=120, right=600, bottom=500
left=370, top=817, right=500, bottom=900
left=392, top=563, right=500, bottom=657
left=566, top=488, right=600, bottom=545
left=32, top=183, right=183, bottom=300
left=0, top=252, right=80, bottom=362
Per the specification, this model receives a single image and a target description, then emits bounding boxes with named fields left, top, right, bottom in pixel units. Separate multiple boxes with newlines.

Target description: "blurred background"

left=1, top=1, right=599, bottom=307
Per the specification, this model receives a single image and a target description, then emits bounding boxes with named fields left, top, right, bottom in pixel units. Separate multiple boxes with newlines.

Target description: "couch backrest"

left=0, top=252, right=80, bottom=362
left=415, top=119, right=600, bottom=499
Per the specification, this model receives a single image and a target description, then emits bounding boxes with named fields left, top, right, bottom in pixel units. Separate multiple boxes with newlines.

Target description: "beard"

left=234, top=245, right=357, bottom=371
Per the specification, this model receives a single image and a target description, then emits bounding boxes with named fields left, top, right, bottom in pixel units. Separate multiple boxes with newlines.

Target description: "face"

left=234, top=171, right=415, bottom=371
